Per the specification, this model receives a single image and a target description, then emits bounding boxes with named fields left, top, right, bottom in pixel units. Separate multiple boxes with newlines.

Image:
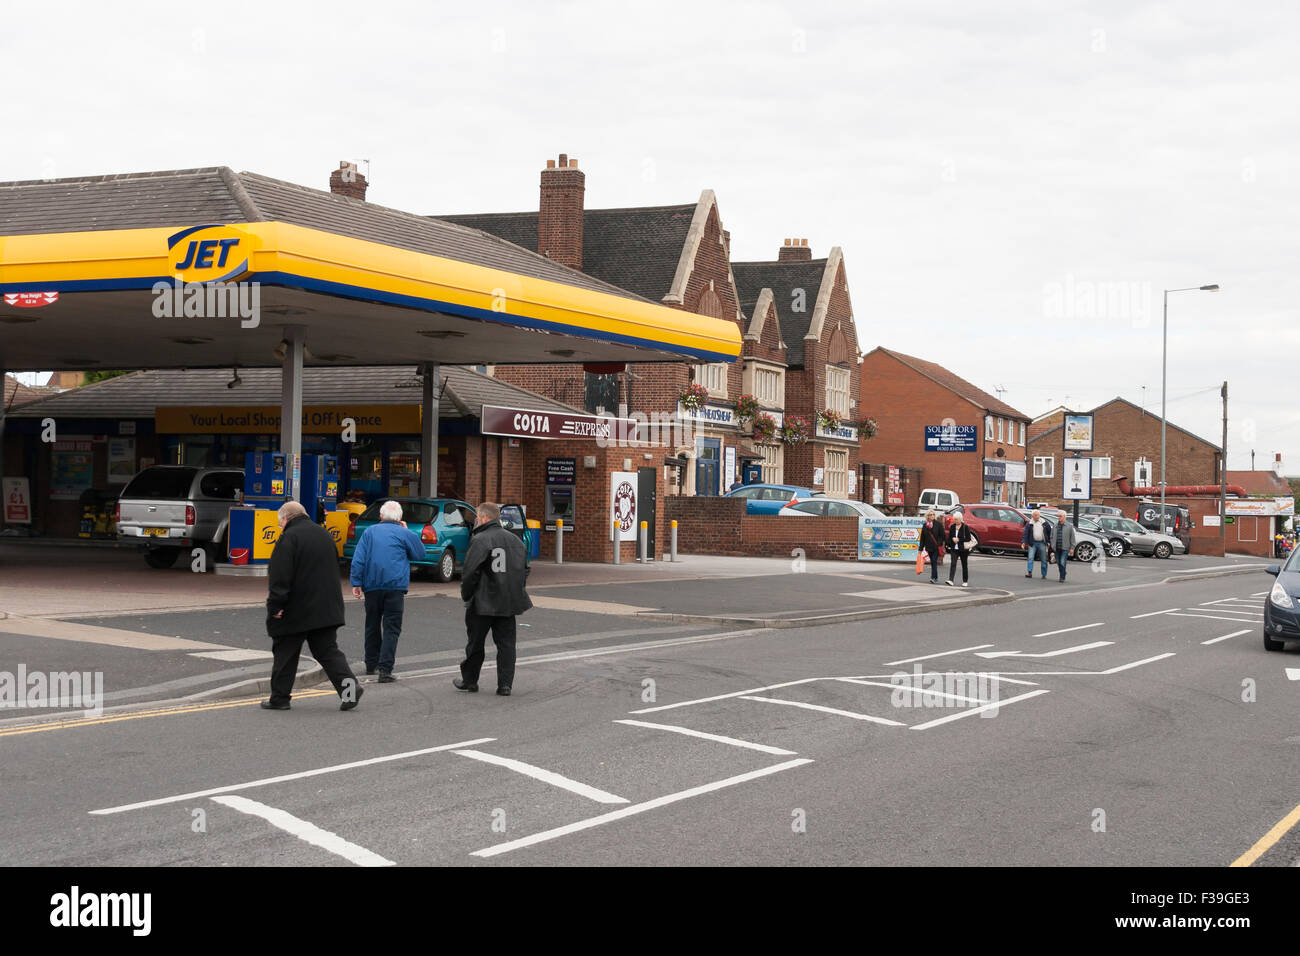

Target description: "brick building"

left=439, top=155, right=862, bottom=497
left=1026, top=397, right=1222, bottom=504
left=858, top=347, right=1031, bottom=508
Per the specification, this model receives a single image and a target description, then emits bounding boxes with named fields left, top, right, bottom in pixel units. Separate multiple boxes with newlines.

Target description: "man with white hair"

left=349, top=499, right=425, bottom=681
left=263, top=500, right=362, bottom=711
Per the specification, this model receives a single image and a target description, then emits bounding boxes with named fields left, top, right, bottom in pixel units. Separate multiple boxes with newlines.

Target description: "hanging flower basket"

left=859, top=417, right=879, bottom=439
left=751, top=412, right=777, bottom=442
left=734, top=393, right=759, bottom=423
left=679, top=382, right=709, bottom=411
left=817, top=409, right=842, bottom=432
left=781, top=414, right=811, bottom=445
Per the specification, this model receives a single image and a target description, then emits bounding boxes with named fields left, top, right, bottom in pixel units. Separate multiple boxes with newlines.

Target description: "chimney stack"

left=539, top=153, right=585, bottom=270
left=329, top=161, right=368, bottom=201
left=778, top=237, right=812, bottom=262
left=1275, top=452, right=1284, bottom=476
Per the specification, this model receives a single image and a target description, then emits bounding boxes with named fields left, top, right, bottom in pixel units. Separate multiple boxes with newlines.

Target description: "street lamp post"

left=1161, top=284, right=1219, bottom=534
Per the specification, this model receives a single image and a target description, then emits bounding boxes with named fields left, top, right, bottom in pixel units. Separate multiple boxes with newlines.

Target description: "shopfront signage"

left=1224, top=497, right=1295, bottom=517
left=925, top=425, right=977, bottom=452
left=155, top=404, right=421, bottom=435
left=167, top=224, right=256, bottom=283
left=815, top=421, right=858, bottom=442
left=983, top=460, right=1006, bottom=481
left=482, top=404, right=641, bottom=442
left=610, top=471, right=638, bottom=542
left=4, top=477, right=32, bottom=523
left=676, top=403, right=737, bottom=428
left=858, top=516, right=924, bottom=562
left=546, top=457, right=576, bottom=485
left=1003, top=460, right=1027, bottom=484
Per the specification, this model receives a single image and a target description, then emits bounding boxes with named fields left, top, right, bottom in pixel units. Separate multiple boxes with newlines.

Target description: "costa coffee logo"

left=613, top=481, right=636, bottom=533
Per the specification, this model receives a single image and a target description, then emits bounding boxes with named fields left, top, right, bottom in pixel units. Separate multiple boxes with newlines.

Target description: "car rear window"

left=360, top=500, right=438, bottom=525
left=122, top=467, right=197, bottom=499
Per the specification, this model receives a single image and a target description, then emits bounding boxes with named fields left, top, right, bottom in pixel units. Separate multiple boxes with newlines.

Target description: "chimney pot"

left=546, top=159, right=556, bottom=169
left=558, top=153, right=568, bottom=167
left=569, top=158, right=578, bottom=169
left=778, top=237, right=813, bottom=263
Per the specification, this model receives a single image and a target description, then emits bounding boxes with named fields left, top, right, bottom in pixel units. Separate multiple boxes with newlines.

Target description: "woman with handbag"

left=946, top=511, right=976, bottom=587
left=919, top=510, right=946, bottom=583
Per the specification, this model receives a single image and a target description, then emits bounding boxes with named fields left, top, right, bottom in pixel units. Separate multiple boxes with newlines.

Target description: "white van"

left=917, top=488, right=960, bottom=515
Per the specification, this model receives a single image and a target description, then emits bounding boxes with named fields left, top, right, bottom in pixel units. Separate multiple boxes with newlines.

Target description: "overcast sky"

left=3, top=0, right=1295, bottom=470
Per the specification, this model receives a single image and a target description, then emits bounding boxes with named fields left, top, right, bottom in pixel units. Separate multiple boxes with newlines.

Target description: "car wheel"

left=987, top=548, right=1006, bottom=556
left=1106, top=539, right=1124, bottom=558
left=1264, top=629, right=1285, bottom=652
left=144, top=547, right=181, bottom=569
left=435, top=548, right=456, bottom=583
left=1154, top=542, right=1172, bottom=559
left=1075, top=542, right=1096, bottom=563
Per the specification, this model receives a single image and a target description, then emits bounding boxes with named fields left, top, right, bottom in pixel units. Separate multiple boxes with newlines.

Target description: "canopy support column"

left=419, top=362, right=439, bottom=498
left=279, top=328, right=303, bottom=502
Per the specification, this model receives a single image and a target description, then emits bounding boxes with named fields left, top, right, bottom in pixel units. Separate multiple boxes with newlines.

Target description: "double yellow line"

left=1231, top=801, right=1300, bottom=867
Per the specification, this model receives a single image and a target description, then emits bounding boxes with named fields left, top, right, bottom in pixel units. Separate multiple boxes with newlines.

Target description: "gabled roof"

left=0, top=167, right=643, bottom=301
left=867, top=347, right=1031, bottom=420
left=438, top=203, right=697, bottom=302
left=731, top=259, right=829, bottom=367
left=4, top=366, right=582, bottom=421
left=1226, top=470, right=1293, bottom=496
left=1027, top=396, right=1219, bottom=450
left=4, top=375, right=54, bottom=409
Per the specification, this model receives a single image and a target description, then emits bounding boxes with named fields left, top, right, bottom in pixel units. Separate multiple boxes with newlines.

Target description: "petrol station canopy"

left=0, top=168, right=743, bottom=372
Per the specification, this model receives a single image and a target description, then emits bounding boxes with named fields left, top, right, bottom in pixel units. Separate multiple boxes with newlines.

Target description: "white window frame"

left=985, top=415, right=994, bottom=440
left=695, top=362, right=728, bottom=398
left=1091, top=456, right=1111, bottom=479
left=997, top=418, right=1004, bottom=443
left=824, top=365, right=849, bottom=417
left=824, top=448, right=848, bottom=498
left=1033, top=456, right=1055, bottom=478
left=756, top=366, right=782, bottom=407
left=760, top=443, right=783, bottom=484
left=1019, top=422, right=1026, bottom=446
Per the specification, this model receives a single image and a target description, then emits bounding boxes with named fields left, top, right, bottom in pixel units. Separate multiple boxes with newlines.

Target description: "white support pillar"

left=280, top=328, right=304, bottom=501
left=420, top=362, right=439, bottom=498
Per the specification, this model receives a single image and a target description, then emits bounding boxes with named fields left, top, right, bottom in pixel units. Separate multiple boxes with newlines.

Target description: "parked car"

left=1134, top=500, right=1193, bottom=552
left=779, top=498, right=888, bottom=519
left=1017, top=509, right=1107, bottom=563
left=725, top=483, right=823, bottom=515
left=917, top=488, right=960, bottom=515
left=116, top=465, right=244, bottom=569
left=343, top=497, right=479, bottom=582
left=1263, top=553, right=1300, bottom=651
left=1093, top=514, right=1184, bottom=558
left=1076, top=503, right=1123, bottom=517
left=942, top=503, right=1028, bottom=555
left=1076, top=515, right=1128, bottom=558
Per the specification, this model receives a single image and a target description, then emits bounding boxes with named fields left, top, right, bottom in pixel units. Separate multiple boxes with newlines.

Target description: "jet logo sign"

left=167, top=224, right=255, bottom=283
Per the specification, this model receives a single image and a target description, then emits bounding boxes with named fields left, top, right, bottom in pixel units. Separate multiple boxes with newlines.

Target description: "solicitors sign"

left=925, top=425, right=978, bottom=452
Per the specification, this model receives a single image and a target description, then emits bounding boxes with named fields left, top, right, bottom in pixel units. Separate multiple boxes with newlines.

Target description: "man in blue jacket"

left=349, top=500, right=426, bottom=682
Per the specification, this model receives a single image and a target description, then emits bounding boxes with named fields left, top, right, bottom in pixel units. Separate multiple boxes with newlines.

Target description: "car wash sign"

left=481, top=404, right=642, bottom=442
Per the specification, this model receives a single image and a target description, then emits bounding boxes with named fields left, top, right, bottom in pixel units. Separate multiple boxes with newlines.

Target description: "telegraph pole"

left=1220, top=381, right=1228, bottom=552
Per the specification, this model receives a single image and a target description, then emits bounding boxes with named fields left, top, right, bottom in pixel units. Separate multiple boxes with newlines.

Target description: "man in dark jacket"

left=349, top=499, right=425, bottom=682
left=454, top=502, right=532, bottom=697
left=263, top=501, right=362, bottom=712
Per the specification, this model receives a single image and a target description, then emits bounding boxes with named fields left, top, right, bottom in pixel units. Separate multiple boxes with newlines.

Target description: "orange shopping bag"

left=915, top=550, right=926, bottom=575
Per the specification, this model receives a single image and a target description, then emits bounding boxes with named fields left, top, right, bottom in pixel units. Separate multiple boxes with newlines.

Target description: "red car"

left=943, top=503, right=1029, bottom=555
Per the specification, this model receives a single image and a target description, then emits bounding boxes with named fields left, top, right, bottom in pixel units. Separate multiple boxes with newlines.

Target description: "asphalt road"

left=2, top=565, right=1296, bottom=867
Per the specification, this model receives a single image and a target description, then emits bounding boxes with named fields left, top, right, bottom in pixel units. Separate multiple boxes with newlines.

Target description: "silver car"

left=116, top=465, right=244, bottom=569
left=1094, top=515, right=1185, bottom=559
left=780, top=497, right=889, bottom=519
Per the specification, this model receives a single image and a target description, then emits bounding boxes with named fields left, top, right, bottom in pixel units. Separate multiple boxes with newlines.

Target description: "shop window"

left=387, top=440, right=422, bottom=498
left=1033, top=456, right=1055, bottom=478
left=824, top=448, right=848, bottom=498
left=350, top=438, right=385, bottom=500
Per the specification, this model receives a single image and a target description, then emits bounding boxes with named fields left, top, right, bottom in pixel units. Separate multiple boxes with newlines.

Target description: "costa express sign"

left=168, top=224, right=257, bottom=283
left=480, top=404, right=642, bottom=442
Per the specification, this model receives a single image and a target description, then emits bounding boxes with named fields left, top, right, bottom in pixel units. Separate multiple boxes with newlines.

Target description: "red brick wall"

left=664, top=495, right=859, bottom=560
left=538, top=155, right=584, bottom=270
left=1099, top=494, right=1234, bottom=557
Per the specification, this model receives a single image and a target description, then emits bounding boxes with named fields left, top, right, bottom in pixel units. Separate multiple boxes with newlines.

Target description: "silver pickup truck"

left=116, top=465, right=244, bottom=569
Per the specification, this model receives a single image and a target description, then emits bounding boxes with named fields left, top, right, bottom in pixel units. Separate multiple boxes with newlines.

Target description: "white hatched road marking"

left=452, top=750, right=629, bottom=804
left=89, top=738, right=496, bottom=815
left=1169, top=612, right=1262, bottom=623
left=1286, top=668, right=1300, bottom=681
left=1201, top=630, right=1253, bottom=646
left=976, top=641, right=1113, bottom=660
left=470, top=758, right=814, bottom=858
left=884, top=645, right=994, bottom=666
left=909, top=690, right=1051, bottom=730
left=1131, top=608, right=1180, bottom=618
left=737, top=695, right=906, bottom=726
left=630, top=677, right=825, bottom=715
left=835, top=677, right=987, bottom=705
left=613, top=720, right=797, bottom=756
left=1032, top=622, right=1104, bottom=638
left=211, top=795, right=394, bottom=867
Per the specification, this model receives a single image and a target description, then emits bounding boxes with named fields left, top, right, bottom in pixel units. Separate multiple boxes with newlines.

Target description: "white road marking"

left=451, top=749, right=629, bottom=805
left=629, top=677, right=825, bottom=715
left=843, top=672, right=1041, bottom=687
left=1251, top=591, right=1270, bottom=597
left=1170, top=564, right=1269, bottom=573
left=737, top=695, right=905, bottom=726
left=188, top=649, right=273, bottom=661
left=1168, top=612, right=1262, bottom=623
left=835, top=677, right=987, bottom=705
left=88, top=738, right=496, bottom=815
left=909, top=690, right=1050, bottom=730
left=1101, top=652, right=1177, bottom=674
left=980, top=653, right=1176, bottom=677
left=613, top=719, right=797, bottom=756
left=1130, top=608, right=1180, bottom=619
left=884, top=645, right=994, bottom=666
left=976, top=641, right=1113, bottom=660
left=1200, top=629, right=1253, bottom=646
left=1032, top=622, right=1104, bottom=637
left=1201, top=598, right=1262, bottom=606
left=469, top=758, right=814, bottom=858
left=1286, top=668, right=1300, bottom=681
left=210, top=795, right=394, bottom=867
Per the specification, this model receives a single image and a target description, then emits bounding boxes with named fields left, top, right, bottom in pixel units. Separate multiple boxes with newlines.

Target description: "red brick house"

left=858, top=347, right=1031, bottom=508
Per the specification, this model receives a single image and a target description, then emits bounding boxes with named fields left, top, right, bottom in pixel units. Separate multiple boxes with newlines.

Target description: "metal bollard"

left=612, top=519, right=620, bottom=565
left=555, top=518, right=563, bottom=565
left=639, top=521, right=648, bottom=563
left=670, top=520, right=677, bottom=562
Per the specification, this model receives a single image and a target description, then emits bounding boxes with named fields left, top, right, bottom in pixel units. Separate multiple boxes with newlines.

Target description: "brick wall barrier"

left=664, top=496, right=860, bottom=560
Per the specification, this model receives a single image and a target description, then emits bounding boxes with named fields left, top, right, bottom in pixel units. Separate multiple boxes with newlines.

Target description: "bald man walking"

left=263, top=501, right=362, bottom=711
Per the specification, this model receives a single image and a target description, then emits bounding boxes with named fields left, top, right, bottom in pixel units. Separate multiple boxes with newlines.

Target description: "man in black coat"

left=454, top=502, right=532, bottom=697
left=263, top=501, right=362, bottom=711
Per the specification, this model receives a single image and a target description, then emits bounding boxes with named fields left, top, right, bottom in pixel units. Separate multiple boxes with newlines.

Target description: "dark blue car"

left=724, top=483, right=823, bottom=515
left=1263, top=551, right=1300, bottom=651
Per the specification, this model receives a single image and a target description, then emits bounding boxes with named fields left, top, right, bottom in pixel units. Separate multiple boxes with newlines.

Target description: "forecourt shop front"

left=0, top=168, right=741, bottom=559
